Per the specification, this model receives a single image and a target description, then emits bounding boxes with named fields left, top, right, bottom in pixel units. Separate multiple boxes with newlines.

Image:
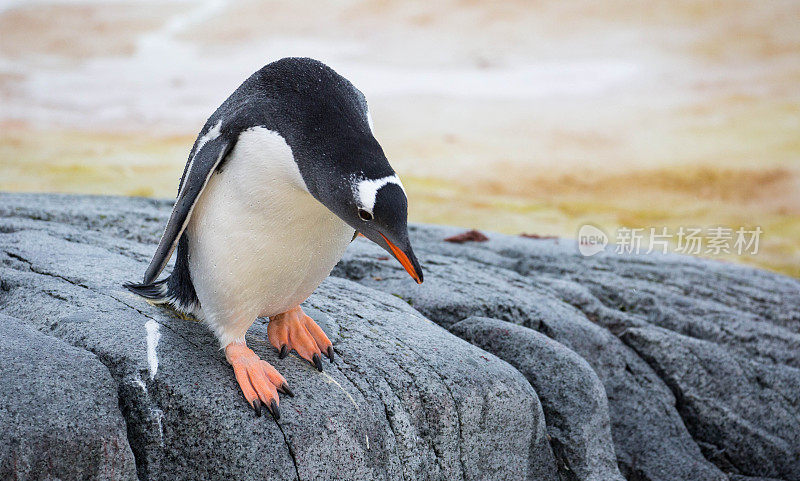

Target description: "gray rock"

left=622, top=326, right=800, bottom=480
left=450, top=316, right=624, bottom=481
left=2, top=192, right=799, bottom=481
left=0, top=313, right=137, bottom=480
left=0, top=193, right=556, bottom=481
left=334, top=225, right=800, bottom=481
left=729, top=475, right=786, bottom=481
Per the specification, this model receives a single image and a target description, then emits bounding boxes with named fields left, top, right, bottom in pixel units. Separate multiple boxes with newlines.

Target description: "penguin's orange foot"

left=225, top=342, right=293, bottom=419
left=268, top=305, right=333, bottom=371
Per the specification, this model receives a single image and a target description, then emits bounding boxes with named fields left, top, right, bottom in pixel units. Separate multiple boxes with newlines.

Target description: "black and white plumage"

left=125, top=57, right=423, bottom=350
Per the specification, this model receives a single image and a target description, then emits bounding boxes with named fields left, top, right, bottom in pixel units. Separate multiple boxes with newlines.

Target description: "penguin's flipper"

left=142, top=134, right=234, bottom=284
left=267, top=306, right=334, bottom=371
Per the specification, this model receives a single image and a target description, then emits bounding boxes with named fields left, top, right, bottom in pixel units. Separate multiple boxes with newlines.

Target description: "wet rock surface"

left=450, top=316, right=624, bottom=481
left=1, top=193, right=798, bottom=481
left=335, top=224, right=800, bottom=481
left=0, top=313, right=137, bottom=480
left=0, top=193, right=553, bottom=481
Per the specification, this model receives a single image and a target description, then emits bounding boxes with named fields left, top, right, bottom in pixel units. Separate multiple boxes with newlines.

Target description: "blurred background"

left=0, top=0, right=798, bottom=276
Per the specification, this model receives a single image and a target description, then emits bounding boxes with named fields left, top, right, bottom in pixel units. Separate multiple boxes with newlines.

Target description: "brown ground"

left=1, top=0, right=798, bottom=276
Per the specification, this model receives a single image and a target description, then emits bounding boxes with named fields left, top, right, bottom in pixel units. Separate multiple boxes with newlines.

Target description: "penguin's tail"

left=123, top=278, right=170, bottom=304
left=123, top=277, right=201, bottom=319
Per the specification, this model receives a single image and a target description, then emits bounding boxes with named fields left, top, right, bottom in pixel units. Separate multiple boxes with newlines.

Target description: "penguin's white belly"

left=185, top=126, right=354, bottom=346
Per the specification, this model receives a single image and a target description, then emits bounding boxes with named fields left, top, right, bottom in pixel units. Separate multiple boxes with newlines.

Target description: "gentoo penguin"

left=125, top=57, right=423, bottom=419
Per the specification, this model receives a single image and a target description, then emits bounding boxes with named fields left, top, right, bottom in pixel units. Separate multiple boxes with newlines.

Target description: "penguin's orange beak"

left=380, top=233, right=423, bottom=284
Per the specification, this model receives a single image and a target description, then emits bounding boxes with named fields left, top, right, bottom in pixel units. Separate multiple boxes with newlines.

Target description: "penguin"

left=125, top=57, right=423, bottom=419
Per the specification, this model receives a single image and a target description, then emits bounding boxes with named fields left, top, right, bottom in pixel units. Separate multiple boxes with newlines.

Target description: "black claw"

left=313, top=353, right=323, bottom=372
left=252, top=399, right=263, bottom=417
left=281, top=382, right=295, bottom=397
left=326, top=346, right=335, bottom=362
left=269, top=400, right=281, bottom=421
left=279, top=345, right=288, bottom=359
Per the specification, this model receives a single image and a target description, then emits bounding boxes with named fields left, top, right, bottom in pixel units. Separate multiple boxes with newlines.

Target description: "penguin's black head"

left=259, top=58, right=423, bottom=283
left=349, top=180, right=423, bottom=284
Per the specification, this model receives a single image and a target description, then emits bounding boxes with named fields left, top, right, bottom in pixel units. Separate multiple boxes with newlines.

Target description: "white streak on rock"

left=133, top=376, right=147, bottom=393
left=151, top=407, right=165, bottom=445
left=322, top=372, right=358, bottom=409
left=145, top=319, right=161, bottom=380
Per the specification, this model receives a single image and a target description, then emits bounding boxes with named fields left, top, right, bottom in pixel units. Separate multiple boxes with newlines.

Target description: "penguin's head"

left=313, top=163, right=423, bottom=285
left=263, top=58, right=423, bottom=283
left=348, top=175, right=423, bottom=284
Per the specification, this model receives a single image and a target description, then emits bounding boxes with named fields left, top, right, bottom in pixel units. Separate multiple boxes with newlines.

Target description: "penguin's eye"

left=358, top=209, right=373, bottom=221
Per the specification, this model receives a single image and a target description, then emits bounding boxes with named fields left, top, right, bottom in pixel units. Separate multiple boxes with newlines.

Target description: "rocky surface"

left=0, top=193, right=555, bottom=481
left=450, top=317, right=624, bottom=481
left=0, top=313, right=136, bottom=480
left=0, top=193, right=798, bottom=481
left=335, top=222, right=800, bottom=481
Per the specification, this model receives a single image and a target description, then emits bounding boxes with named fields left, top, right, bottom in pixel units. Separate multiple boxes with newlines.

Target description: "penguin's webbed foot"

left=268, top=306, right=334, bottom=371
left=225, top=342, right=293, bottom=420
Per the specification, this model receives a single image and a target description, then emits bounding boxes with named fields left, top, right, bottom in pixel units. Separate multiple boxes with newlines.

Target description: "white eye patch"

left=353, top=174, right=406, bottom=214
